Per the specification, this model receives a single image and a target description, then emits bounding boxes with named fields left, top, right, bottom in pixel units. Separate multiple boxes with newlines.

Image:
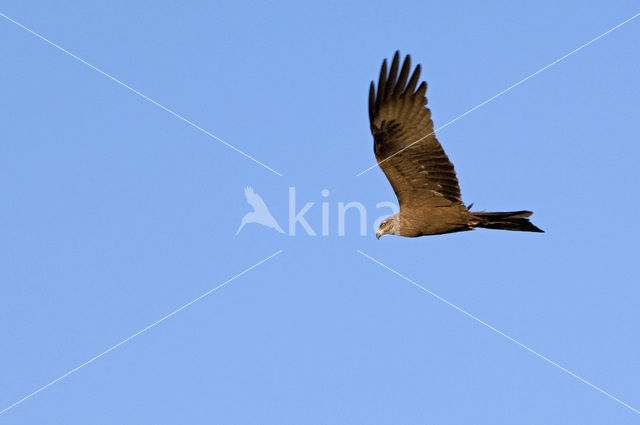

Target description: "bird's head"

left=376, top=215, right=399, bottom=239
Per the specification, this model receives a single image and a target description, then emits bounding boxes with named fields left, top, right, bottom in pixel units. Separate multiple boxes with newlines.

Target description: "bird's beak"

left=376, top=229, right=383, bottom=239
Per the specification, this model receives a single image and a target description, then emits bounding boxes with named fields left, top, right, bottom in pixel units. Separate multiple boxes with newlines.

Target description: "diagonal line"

left=0, top=250, right=283, bottom=416
left=356, top=249, right=640, bottom=415
left=357, top=12, right=640, bottom=176
left=0, top=12, right=283, bottom=177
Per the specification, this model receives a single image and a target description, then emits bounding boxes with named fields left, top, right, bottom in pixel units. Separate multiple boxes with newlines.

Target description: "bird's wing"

left=369, top=52, right=462, bottom=210
left=245, top=187, right=270, bottom=212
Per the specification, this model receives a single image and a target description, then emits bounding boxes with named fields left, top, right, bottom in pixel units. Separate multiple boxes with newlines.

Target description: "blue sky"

left=1, top=1, right=639, bottom=423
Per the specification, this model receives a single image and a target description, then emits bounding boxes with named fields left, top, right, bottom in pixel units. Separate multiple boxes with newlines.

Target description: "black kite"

left=370, top=52, right=543, bottom=238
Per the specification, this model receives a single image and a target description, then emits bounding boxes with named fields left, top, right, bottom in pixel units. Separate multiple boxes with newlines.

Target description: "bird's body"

left=387, top=206, right=471, bottom=237
left=370, top=52, right=543, bottom=238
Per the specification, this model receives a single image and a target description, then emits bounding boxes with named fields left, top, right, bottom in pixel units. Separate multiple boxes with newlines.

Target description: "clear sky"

left=1, top=1, right=639, bottom=423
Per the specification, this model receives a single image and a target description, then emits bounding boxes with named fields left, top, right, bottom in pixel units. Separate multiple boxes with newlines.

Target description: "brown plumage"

left=370, top=52, right=543, bottom=238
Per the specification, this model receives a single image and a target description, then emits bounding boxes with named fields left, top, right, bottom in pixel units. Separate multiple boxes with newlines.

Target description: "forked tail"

left=472, top=211, right=543, bottom=233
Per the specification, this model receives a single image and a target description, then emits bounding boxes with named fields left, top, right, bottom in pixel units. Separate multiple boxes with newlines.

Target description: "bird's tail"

left=472, top=211, right=543, bottom=233
left=235, top=215, right=248, bottom=235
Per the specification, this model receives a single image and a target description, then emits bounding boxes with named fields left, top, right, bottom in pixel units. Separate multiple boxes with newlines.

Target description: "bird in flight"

left=370, top=51, right=543, bottom=239
left=236, top=187, right=285, bottom=235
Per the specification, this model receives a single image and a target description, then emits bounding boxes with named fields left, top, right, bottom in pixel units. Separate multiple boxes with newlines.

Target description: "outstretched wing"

left=244, top=187, right=269, bottom=212
left=369, top=52, right=462, bottom=209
